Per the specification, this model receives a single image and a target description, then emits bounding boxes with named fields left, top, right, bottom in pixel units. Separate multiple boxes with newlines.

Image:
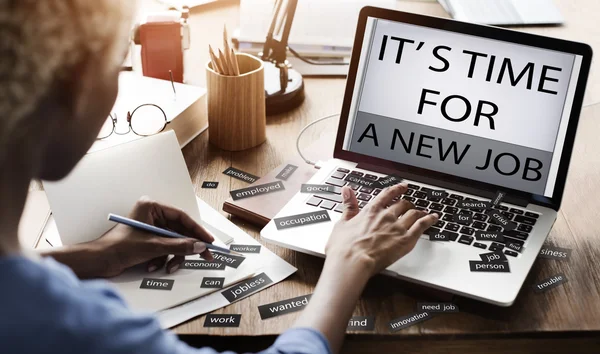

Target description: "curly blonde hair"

left=0, top=0, right=135, bottom=152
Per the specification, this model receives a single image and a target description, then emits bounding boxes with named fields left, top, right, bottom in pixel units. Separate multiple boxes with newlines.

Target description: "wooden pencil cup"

left=206, top=53, right=266, bottom=151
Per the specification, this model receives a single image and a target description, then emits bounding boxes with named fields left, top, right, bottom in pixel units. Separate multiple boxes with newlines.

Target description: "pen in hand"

left=107, top=213, right=244, bottom=257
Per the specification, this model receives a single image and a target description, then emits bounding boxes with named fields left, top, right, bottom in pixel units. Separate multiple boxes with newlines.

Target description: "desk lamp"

left=260, top=0, right=305, bottom=115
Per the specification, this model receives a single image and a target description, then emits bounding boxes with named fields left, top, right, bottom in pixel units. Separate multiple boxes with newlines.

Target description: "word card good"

left=210, top=252, right=245, bottom=269
left=221, top=273, right=273, bottom=303
left=457, top=200, right=491, bottom=210
left=258, top=294, right=312, bottom=320
left=200, top=277, right=225, bottom=289
left=300, top=184, right=336, bottom=194
left=347, top=316, right=375, bottom=331
left=538, top=246, right=572, bottom=261
left=222, top=167, right=259, bottom=183
left=505, top=240, right=523, bottom=252
left=469, top=260, right=510, bottom=273
left=388, top=311, right=433, bottom=332
left=474, top=230, right=504, bottom=242
left=454, top=213, right=472, bottom=225
left=204, top=314, right=241, bottom=327
left=427, top=189, right=448, bottom=199
left=417, top=302, right=459, bottom=313
left=274, top=210, right=331, bottom=230
left=533, top=274, right=567, bottom=293
left=488, top=210, right=516, bottom=231
left=201, top=181, right=219, bottom=189
left=344, top=174, right=378, bottom=188
left=180, top=259, right=226, bottom=270
left=275, top=164, right=298, bottom=181
left=230, top=181, right=285, bottom=201
left=140, top=278, right=174, bottom=291
left=374, top=174, right=403, bottom=188
left=491, top=191, right=506, bottom=207
left=479, top=251, right=507, bottom=263
left=229, top=244, right=261, bottom=253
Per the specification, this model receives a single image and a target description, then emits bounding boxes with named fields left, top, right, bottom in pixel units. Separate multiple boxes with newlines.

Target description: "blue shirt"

left=0, top=256, right=331, bottom=354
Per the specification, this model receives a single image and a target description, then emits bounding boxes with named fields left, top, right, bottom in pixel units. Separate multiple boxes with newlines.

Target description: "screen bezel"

left=334, top=7, right=592, bottom=210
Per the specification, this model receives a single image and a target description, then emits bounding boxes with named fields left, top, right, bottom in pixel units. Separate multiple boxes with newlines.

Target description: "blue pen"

left=107, top=213, right=243, bottom=256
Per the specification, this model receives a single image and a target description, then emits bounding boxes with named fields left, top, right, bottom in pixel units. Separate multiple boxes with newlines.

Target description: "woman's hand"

left=44, top=197, right=215, bottom=278
left=326, top=183, right=438, bottom=276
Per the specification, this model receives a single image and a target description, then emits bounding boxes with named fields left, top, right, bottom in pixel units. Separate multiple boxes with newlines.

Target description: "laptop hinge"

left=356, top=162, right=530, bottom=208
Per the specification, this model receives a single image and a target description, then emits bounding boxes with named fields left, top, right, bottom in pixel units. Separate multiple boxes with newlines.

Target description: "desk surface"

left=140, top=0, right=600, bottom=339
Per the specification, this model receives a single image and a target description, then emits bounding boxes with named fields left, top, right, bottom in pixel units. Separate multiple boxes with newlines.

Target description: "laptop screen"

left=341, top=17, right=584, bottom=198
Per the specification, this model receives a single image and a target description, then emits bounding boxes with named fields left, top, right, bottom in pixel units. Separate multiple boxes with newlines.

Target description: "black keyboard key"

left=494, top=205, right=509, bottom=211
left=331, top=172, right=346, bottom=179
left=337, top=168, right=350, bottom=173
left=459, top=209, right=474, bottom=216
left=441, top=198, right=456, bottom=206
left=402, top=196, right=416, bottom=202
left=306, top=197, right=321, bottom=207
left=444, top=206, right=458, bottom=214
left=504, top=250, right=518, bottom=257
left=415, top=207, right=427, bottom=212
left=407, top=184, right=420, bottom=190
left=357, top=193, right=372, bottom=202
left=320, top=201, right=335, bottom=210
left=424, top=227, right=441, bottom=236
left=510, top=208, right=524, bottom=215
left=450, top=194, right=464, bottom=200
left=458, top=235, right=474, bottom=245
left=442, top=214, right=454, bottom=222
left=489, top=242, right=504, bottom=252
left=472, top=213, right=488, bottom=222
left=525, top=212, right=539, bottom=219
left=350, top=171, right=363, bottom=176
left=445, top=223, right=460, bottom=232
left=360, top=186, right=374, bottom=193
left=414, top=191, right=427, bottom=199
left=517, top=224, right=532, bottom=233
left=415, top=200, right=430, bottom=208
left=334, top=204, right=344, bottom=213
left=471, top=221, right=486, bottom=230
left=373, top=189, right=381, bottom=196
left=405, top=189, right=414, bottom=196
left=434, top=220, right=446, bottom=228
left=428, top=197, right=442, bottom=203
left=314, top=194, right=343, bottom=203
left=473, top=242, right=487, bottom=249
left=501, top=211, right=515, bottom=220
left=364, top=174, right=378, bottom=180
left=329, top=186, right=342, bottom=195
left=348, top=184, right=360, bottom=191
left=420, top=187, right=434, bottom=193
left=359, top=201, right=367, bottom=208
left=460, top=226, right=474, bottom=235
left=445, top=231, right=459, bottom=241
left=326, top=178, right=345, bottom=187
left=515, top=215, right=537, bottom=226
left=504, top=230, right=528, bottom=240
left=430, top=203, right=444, bottom=211
left=465, top=197, right=478, bottom=202
left=487, top=225, right=503, bottom=233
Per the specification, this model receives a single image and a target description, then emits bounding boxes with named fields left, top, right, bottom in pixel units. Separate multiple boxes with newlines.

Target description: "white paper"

left=157, top=197, right=297, bottom=328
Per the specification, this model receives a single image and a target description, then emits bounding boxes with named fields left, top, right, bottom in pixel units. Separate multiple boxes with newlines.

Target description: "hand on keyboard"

left=325, top=183, right=438, bottom=276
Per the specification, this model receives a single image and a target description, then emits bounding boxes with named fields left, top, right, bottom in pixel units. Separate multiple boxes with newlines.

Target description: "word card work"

left=204, top=314, right=241, bottom=327
left=258, top=294, right=312, bottom=320
left=274, top=210, right=331, bottom=230
left=534, top=274, right=567, bottom=293
left=210, top=252, right=245, bottom=269
left=300, top=184, right=336, bottom=194
left=374, top=174, right=403, bottom=188
left=469, top=260, right=510, bottom=273
left=201, top=181, right=219, bottom=189
left=388, top=311, right=433, bottom=332
left=275, top=164, right=298, bottom=181
left=474, top=230, right=504, bottom=242
left=201, top=277, right=225, bottom=289
left=539, top=246, right=572, bottom=261
left=229, top=244, right=261, bottom=253
left=479, top=251, right=507, bottom=263
left=222, top=167, right=259, bottom=183
left=457, top=200, right=491, bottom=210
left=221, top=273, right=273, bottom=303
left=417, top=302, right=459, bottom=313
left=427, top=189, right=448, bottom=199
left=140, top=278, right=174, bottom=291
left=180, top=259, right=226, bottom=270
left=230, top=181, right=285, bottom=201
left=488, top=210, right=516, bottom=231
left=347, top=316, right=375, bottom=331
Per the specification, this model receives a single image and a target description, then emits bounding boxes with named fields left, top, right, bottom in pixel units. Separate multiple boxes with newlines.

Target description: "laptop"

left=261, top=7, right=592, bottom=306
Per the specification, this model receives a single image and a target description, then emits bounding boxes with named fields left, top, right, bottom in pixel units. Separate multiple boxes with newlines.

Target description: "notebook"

left=439, top=0, right=563, bottom=26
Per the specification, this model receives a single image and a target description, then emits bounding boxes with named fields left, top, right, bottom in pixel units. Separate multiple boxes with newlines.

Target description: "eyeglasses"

left=97, top=104, right=170, bottom=140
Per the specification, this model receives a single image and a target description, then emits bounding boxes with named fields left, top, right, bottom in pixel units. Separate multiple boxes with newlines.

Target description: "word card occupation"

left=204, top=314, right=241, bottom=327
left=274, top=210, right=331, bottom=230
left=222, top=167, right=259, bottom=183
left=533, top=274, right=567, bottom=293
left=275, top=164, right=298, bottom=181
left=230, top=181, right=285, bottom=201
left=258, top=294, right=312, bottom=320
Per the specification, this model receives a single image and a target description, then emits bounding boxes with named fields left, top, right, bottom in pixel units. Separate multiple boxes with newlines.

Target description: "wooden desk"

left=142, top=0, right=600, bottom=352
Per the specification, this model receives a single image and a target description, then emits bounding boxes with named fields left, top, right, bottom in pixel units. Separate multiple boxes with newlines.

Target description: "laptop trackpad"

left=388, top=239, right=453, bottom=277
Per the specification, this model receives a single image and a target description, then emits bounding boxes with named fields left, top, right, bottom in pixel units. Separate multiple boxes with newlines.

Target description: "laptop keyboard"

left=305, top=167, right=540, bottom=258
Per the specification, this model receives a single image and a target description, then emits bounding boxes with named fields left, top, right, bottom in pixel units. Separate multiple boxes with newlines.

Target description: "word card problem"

left=222, top=167, right=259, bottom=183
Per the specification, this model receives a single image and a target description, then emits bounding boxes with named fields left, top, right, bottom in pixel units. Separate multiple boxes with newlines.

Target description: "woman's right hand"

left=325, top=183, right=438, bottom=277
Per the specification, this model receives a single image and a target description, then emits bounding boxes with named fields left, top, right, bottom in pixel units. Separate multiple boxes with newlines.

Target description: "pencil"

left=230, top=48, right=240, bottom=76
left=209, top=45, right=224, bottom=75
left=107, top=213, right=244, bottom=256
left=223, top=25, right=233, bottom=70
left=218, top=48, right=231, bottom=75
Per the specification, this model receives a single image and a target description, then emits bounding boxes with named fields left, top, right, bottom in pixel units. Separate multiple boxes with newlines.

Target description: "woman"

left=0, top=1, right=437, bottom=353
